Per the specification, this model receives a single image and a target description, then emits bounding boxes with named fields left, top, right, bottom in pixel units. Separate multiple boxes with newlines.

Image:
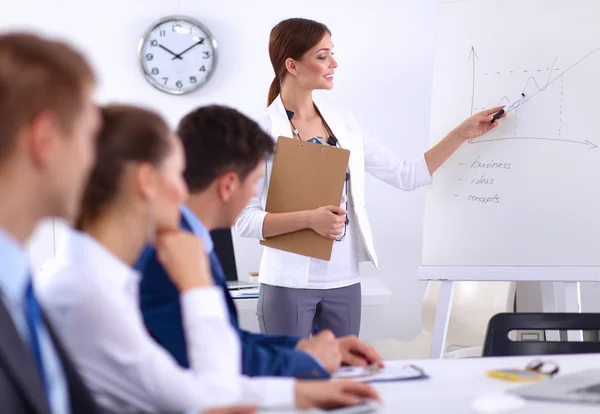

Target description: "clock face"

left=139, top=16, right=217, bottom=95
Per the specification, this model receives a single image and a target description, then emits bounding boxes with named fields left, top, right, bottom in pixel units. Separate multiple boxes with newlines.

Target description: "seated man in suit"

left=0, top=32, right=102, bottom=414
left=136, top=105, right=383, bottom=378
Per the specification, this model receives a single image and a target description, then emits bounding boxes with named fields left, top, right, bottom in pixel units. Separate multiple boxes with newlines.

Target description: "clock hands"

left=156, top=39, right=207, bottom=62
left=171, top=39, right=205, bottom=60
left=158, top=44, right=183, bottom=60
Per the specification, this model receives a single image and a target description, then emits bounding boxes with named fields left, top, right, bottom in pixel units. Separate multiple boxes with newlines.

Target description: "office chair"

left=368, top=281, right=515, bottom=360
left=483, top=312, right=600, bottom=357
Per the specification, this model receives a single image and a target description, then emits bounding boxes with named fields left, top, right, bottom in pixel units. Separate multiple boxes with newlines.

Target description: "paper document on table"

left=228, top=288, right=259, bottom=298
left=332, top=363, right=428, bottom=383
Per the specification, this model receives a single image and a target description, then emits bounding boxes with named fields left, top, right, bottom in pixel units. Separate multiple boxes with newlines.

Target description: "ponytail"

left=267, top=77, right=280, bottom=106
left=267, top=18, right=331, bottom=106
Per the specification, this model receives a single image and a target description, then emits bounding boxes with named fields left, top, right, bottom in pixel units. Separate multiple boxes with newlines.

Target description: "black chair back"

left=483, top=312, right=600, bottom=357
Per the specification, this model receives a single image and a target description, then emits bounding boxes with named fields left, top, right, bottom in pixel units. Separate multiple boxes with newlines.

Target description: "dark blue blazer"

left=135, top=217, right=328, bottom=379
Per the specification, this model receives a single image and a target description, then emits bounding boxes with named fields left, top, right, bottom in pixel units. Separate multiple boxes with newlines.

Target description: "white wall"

left=2, top=0, right=446, bottom=341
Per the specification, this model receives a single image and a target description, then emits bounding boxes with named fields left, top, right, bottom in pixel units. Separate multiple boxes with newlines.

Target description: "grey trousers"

left=257, top=283, right=361, bottom=338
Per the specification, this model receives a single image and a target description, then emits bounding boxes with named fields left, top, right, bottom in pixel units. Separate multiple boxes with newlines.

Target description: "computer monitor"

left=210, top=229, right=238, bottom=282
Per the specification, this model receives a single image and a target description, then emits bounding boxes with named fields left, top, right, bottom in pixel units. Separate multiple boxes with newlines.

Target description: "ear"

left=285, top=57, right=298, bottom=76
left=28, top=110, right=59, bottom=169
left=134, top=162, right=158, bottom=201
left=217, top=171, right=238, bottom=202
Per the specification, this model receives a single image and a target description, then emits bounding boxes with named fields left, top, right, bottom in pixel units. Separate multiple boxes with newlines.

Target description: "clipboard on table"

left=332, top=364, right=429, bottom=383
left=260, top=136, right=350, bottom=261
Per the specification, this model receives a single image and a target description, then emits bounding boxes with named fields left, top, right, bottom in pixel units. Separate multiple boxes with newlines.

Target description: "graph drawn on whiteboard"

left=422, top=0, right=600, bottom=267
left=467, top=45, right=600, bottom=149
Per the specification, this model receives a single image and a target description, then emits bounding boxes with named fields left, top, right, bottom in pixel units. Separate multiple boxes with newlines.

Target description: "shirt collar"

left=0, top=228, right=29, bottom=304
left=59, top=227, right=141, bottom=290
left=180, top=205, right=213, bottom=254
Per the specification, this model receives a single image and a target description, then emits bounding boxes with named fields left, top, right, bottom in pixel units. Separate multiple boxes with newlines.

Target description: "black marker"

left=491, top=93, right=525, bottom=122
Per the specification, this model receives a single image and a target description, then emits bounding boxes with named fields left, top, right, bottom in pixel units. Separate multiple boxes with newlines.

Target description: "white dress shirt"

left=305, top=198, right=361, bottom=289
left=35, top=227, right=295, bottom=413
left=0, top=228, right=70, bottom=414
left=235, top=95, right=432, bottom=288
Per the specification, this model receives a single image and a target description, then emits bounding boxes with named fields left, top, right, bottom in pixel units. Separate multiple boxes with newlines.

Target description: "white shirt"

left=0, top=228, right=70, bottom=414
left=306, top=221, right=361, bottom=290
left=306, top=180, right=360, bottom=290
left=35, top=227, right=295, bottom=413
left=235, top=95, right=432, bottom=289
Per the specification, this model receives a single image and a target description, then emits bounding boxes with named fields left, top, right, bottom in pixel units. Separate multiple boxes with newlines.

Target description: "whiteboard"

left=422, top=0, right=600, bottom=267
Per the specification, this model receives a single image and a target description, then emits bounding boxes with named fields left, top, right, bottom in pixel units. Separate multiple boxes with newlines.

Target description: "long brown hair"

left=267, top=18, right=331, bottom=106
left=75, top=105, right=172, bottom=230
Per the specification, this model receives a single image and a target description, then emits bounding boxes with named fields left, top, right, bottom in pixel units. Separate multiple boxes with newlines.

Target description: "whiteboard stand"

left=418, top=267, right=600, bottom=359
left=540, top=282, right=560, bottom=341
left=564, top=282, right=583, bottom=341
left=429, top=280, right=455, bottom=359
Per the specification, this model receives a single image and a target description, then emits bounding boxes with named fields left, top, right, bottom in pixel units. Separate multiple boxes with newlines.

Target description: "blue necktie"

left=208, top=251, right=226, bottom=284
left=209, top=251, right=239, bottom=329
left=25, top=281, right=49, bottom=396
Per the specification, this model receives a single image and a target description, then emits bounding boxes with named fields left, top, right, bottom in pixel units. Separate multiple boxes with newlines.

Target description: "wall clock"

left=138, top=15, right=218, bottom=95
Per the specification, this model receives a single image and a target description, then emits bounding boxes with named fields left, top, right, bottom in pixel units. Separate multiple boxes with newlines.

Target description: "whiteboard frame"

left=418, top=266, right=600, bottom=283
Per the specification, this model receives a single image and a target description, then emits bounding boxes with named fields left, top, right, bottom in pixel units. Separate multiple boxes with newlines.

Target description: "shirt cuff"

left=180, top=286, right=228, bottom=321
left=248, top=378, right=296, bottom=408
left=256, top=210, right=268, bottom=241
left=417, top=153, right=433, bottom=186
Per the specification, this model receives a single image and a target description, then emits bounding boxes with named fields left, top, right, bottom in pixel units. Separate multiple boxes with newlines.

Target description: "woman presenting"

left=235, top=18, right=504, bottom=338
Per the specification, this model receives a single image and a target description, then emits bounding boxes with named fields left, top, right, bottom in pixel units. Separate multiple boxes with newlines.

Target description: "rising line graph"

left=497, top=57, right=558, bottom=107
left=466, top=44, right=600, bottom=149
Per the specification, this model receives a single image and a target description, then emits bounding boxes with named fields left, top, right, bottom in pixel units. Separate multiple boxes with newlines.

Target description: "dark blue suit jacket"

left=135, top=217, right=328, bottom=379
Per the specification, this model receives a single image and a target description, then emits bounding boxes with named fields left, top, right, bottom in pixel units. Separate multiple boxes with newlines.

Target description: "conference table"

left=264, top=353, right=600, bottom=413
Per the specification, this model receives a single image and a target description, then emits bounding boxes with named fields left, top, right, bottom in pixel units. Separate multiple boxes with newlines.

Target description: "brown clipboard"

left=260, top=136, right=350, bottom=261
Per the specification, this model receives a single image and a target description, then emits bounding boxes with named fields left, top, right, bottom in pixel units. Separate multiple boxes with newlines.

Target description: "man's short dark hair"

left=0, top=32, right=95, bottom=162
left=177, top=105, right=275, bottom=193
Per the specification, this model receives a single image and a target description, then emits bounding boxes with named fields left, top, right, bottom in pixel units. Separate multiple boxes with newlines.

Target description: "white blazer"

left=234, top=95, right=432, bottom=288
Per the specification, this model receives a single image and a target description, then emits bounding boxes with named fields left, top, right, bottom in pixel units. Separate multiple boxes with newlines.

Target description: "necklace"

left=289, top=117, right=331, bottom=142
left=285, top=106, right=333, bottom=142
